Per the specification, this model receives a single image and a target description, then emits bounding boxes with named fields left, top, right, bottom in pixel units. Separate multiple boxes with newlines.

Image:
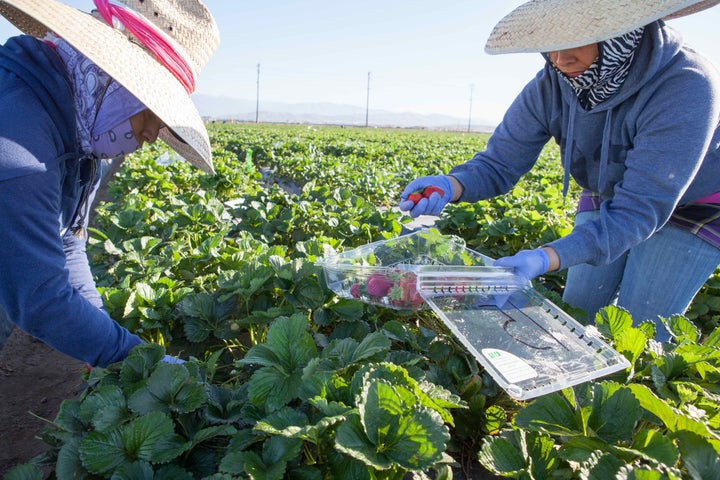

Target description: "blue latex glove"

left=162, top=354, right=185, bottom=364
left=399, top=175, right=453, bottom=218
left=493, top=248, right=549, bottom=281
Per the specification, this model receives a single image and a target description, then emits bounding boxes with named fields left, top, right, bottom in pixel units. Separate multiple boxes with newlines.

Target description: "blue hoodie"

left=449, top=21, right=720, bottom=269
left=0, top=35, right=143, bottom=367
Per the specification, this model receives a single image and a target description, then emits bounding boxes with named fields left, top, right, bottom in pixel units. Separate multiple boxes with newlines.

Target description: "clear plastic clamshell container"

left=318, top=229, right=630, bottom=400
left=317, top=229, right=524, bottom=310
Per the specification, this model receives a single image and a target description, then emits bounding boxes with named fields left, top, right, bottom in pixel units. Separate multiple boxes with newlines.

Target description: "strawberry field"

left=6, top=123, right=720, bottom=480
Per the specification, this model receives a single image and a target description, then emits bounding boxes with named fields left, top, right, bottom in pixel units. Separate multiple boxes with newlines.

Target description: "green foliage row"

left=5, top=123, right=720, bottom=480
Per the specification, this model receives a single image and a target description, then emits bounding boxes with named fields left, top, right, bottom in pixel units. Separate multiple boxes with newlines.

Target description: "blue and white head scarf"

left=544, top=27, right=646, bottom=110
left=48, top=34, right=146, bottom=158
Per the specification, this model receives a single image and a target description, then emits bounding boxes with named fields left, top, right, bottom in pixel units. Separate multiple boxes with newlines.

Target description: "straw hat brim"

left=0, top=0, right=214, bottom=173
left=485, top=0, right=720, bottom=54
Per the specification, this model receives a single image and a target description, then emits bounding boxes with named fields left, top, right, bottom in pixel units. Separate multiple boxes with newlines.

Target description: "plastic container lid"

left=422, top=286, right=629, bottom=400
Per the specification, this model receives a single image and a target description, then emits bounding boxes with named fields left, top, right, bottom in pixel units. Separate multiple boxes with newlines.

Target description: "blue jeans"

left=563, top=211, right=720, bottom=341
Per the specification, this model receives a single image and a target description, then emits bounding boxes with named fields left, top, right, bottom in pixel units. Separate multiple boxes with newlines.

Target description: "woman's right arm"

left=0, top=167, right=143, bottom=367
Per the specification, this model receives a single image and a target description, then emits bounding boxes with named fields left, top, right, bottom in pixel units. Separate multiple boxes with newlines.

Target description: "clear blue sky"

left=2, top=1, right=720, bottom=125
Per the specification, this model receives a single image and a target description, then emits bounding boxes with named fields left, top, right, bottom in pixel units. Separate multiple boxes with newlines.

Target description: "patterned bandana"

left=48, top=34, right=145, bottom=157
left=544, top=28, right=646, bottom=110
left=90, top=118, right=139, bottom=159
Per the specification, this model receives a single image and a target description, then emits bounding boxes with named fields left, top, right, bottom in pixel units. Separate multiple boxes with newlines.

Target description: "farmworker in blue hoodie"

left=400, top=0, right=720, bottom=342
left=0, top=0, right=219, bottom=366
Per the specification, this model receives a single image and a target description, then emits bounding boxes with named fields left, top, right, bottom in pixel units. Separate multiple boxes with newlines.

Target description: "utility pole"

left=255, top=63, right=260, bottom=123
left=365, top=72, right=371, bottom=127
left=467, top=84, right=474, bottom=133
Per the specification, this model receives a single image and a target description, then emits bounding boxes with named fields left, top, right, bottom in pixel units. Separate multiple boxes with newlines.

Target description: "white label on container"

left=481, top=348, right=537, bottom=384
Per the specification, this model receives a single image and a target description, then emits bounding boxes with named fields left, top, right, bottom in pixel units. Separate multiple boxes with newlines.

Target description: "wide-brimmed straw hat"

left=485, top=0, right=720, bottom=54
left=0, top=0, right=219, bottom=173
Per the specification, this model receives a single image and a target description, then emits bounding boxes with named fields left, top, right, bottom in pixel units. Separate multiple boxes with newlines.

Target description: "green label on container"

left=481, top=348, right=537, bottom=384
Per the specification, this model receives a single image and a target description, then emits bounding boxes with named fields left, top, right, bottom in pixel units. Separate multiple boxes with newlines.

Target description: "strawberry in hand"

left=398, top=175, right=453, bottom=218
left=404, top=186, right=445, bottom=207
left=421, top=186, right=445, bottom=198
left=406, top=192, right=423, bottom=204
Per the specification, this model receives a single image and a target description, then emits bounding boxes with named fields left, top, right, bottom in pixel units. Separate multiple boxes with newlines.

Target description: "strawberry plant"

left=7, top=316, right=467, bottom=479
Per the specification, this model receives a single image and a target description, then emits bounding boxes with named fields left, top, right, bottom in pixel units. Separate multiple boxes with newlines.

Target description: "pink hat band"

left=93, top=0, right=195, bottom=94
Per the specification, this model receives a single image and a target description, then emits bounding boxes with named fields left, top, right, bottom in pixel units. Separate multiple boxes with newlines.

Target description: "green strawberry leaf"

left=128, top=363, right=207, bottom=415
left=337, top=378, right=450, bottom=471
left=588, top=383, right=642, bottom=444
left=78, top=385, right=128, bottom=430
left=664, top=314, right=700, bottom=343
left=676, top=431, right=720, bottom=480
left=477, top=432, right=527, bottom=475
left=631, top=429, right=679, bottom=466
left=595, top=306, right=634, bottom=340
left=514, top=393, right=582, bottom=436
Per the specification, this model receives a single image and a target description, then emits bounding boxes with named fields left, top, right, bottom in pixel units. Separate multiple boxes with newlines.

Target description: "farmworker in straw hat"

left=400, top=0, right=720, bottom=341
left=0, top=0, right=219, bottom=366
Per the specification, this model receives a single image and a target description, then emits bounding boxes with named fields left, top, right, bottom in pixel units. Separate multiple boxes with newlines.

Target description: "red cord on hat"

left=93, top=0, right=196, bottom=94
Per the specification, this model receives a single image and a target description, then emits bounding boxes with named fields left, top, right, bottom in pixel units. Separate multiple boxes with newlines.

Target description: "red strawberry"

left=366, top=273, right=393, bottom=297
left=389, top=272, right=424, bottom=307
left=407, top=192, right=423, bottom=205
left=422, top=186, right=445, bottom=198
left=349, top=283, right=361, bottom=298
left=400, top=273, right=424, bottom=306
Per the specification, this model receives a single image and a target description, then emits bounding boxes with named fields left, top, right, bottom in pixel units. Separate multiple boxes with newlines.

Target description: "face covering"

left=90, top=82, right=145, bottom=158
left=543, top=27, right=645, bottom=110
left=90, top=118, right=140, bottom=159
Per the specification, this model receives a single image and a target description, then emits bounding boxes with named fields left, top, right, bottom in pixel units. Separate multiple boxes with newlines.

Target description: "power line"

left=365, top=71, right=371, bottom=127
left=255, top=63, right=260, bottom=123
left=467, top=83, right=474, bottom=133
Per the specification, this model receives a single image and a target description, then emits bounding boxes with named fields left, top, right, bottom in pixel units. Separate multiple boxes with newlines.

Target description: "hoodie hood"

left=1, top=35, right=93, bottom=237
left=585, top=21, right=682, bottom=111
left=556, top=20, right=684, bottom=198
left=0, top=35, right=76, bottom=153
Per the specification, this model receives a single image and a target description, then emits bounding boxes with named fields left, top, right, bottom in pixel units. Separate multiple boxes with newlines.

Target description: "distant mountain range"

left=192, top=94, right=497, bottom=132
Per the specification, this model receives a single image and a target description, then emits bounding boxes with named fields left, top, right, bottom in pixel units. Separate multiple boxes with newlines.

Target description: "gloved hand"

left=399, top=175, right=453, bottom=218
left=162, top=354, right=185, bottom=364
left=493, top=248, right=549, bottom=281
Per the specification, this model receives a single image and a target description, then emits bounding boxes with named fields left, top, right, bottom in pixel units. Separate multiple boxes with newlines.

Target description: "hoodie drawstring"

left=598, top=110, right=614, bottom=193
left=562, top=101, right=577, bottom=200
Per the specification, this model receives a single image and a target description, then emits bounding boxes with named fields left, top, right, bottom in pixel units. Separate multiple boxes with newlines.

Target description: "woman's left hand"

left=493, top=248, right=550, bottom=281
left=398, top=175, right=453, bottom=217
